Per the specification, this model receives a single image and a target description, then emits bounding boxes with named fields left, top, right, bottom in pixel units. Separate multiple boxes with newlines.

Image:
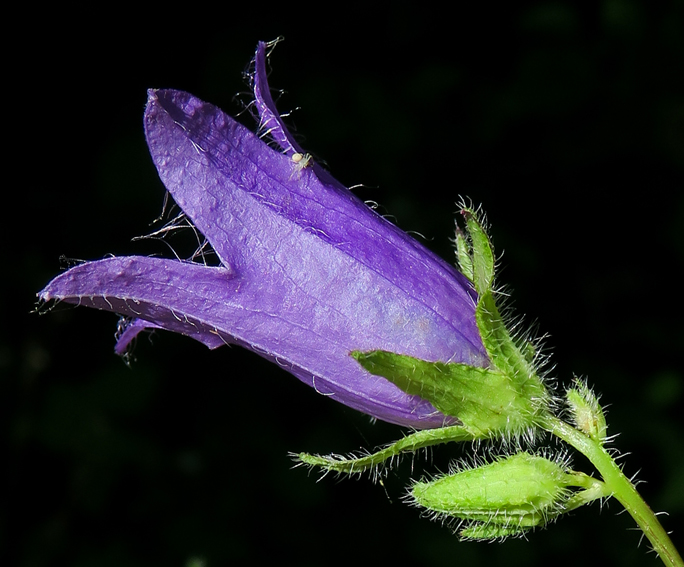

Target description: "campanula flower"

left=38, top=41, right=488, bottom=428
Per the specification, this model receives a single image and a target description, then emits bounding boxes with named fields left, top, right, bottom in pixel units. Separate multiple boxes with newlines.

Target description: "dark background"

left=4, top=2, right=683, bottom=566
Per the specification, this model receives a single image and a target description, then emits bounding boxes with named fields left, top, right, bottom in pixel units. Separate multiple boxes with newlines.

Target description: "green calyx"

left=353, top=207, right=549, bottom=438
left=352, top=350, right=540, bottom=437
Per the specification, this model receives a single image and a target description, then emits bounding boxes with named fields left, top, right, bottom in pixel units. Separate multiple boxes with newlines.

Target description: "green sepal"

left=566, top=379, right=608, bottom=443
left=459, top=522, right=530, bottom=541
left=411, top=452, right=574, bottom=534
left=562, top=474, right=610, bottom=512
left=454, top=226, right=474, bottom=282
left=461, top=208, right=495, bottom=295
left=352, top=350, right=542, bottom=436
left=475, top=290, right=546, bottom=406
left=455, top=208, right=549, bottom=415
left=296, top=425, right=475, bottom=475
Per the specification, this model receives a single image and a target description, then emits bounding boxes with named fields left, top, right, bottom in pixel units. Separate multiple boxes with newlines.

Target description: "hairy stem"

left=542, top=416, right=683, bottom=567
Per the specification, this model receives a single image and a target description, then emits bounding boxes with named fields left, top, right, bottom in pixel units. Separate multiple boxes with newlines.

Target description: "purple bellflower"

left=38, top=41, right=488, bottom=429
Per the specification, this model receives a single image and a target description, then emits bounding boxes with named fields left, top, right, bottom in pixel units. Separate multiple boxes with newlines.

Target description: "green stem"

left=543, top=416, right=683, bottom=567
left=561, top=472, right=610, bottom=513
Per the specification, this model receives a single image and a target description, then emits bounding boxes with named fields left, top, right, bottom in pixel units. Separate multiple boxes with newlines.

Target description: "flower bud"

left=566, top=380, right=607, bottom=442
left=411, top=452, right=573, bottom=539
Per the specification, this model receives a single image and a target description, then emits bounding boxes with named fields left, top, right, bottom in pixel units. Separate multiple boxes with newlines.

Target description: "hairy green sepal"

left=352, top=351, right=538, bottom=436
left=297, top=425, right=475, bottom=475
left=462, top=209, right=547, bottom=408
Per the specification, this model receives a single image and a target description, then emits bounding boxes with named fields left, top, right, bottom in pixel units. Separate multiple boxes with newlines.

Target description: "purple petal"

left=114, top=318, right=163, bottom=356
left=145, top=89, right=484, bottom=359
left=251, top=40, right=347, bottom=191
left=38, top=44, right=490, bottom=429
left=40, top=258, right=236, bottom=350
left=40, top=256, right=462, bottom=427
left=251, top=39, right=304, bottom=157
